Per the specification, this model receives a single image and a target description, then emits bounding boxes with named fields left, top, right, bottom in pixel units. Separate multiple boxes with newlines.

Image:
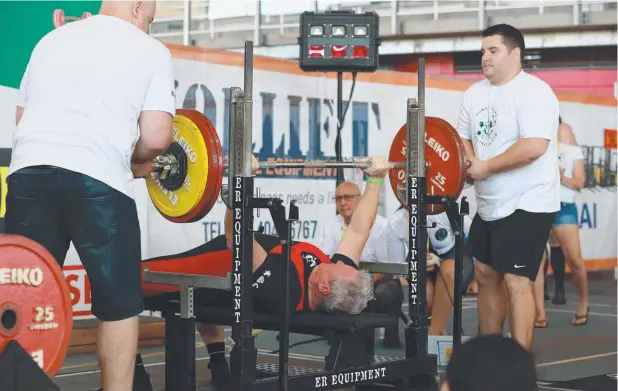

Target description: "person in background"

left=550, top=117, right=582, bottom=305
left=440, top=334, right=538, bottom=391
left=532, top=248, right=549, bottom=328
left=317, top=181, right=403, bottom=348
left=386, top=206, right=474, bottom=335
left=539, top=117, right=589, bottom=325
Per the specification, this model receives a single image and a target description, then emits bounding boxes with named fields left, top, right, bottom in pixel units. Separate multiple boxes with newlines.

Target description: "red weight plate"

left=187, top=111, right=225, bottom=223
left=167, top=109, right=224, bottom=223
left=388, top=117, right=467, bottom=214
left=0, top=234, right=73, bottom=378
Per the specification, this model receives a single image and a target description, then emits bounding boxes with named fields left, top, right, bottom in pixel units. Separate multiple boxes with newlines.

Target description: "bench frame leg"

left=164, top=311, right=196, bottom=391
left=325, top=331, right=374, bottom=371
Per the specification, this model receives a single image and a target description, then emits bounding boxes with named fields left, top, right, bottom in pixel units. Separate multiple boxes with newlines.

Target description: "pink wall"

left=390, top=54, right=616, bottom=97
left=459, top=69, right=616, bottom=97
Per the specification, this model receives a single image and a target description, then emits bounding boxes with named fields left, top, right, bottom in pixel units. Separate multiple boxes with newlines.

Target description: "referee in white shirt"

left=317, top=181, right=403, bottom=348
left=457, top=24, right=559, bottom=350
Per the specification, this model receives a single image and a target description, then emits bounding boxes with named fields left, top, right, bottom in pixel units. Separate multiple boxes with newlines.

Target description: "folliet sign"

left=605, top=129, right=617, bottom=150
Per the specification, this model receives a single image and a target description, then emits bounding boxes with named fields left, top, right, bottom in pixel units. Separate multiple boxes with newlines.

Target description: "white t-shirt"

left=386, top=208, right=472, bottom=263
left=558, top=143, right=584, bottom=203
left=11, top=15, right=176, bottom=199
left=317, top=214, right=388, bottom=263
left=456, top=71, right=560, bottom=221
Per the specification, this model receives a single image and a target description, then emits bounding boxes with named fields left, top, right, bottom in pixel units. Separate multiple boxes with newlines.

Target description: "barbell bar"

left=152, top=154, right=406, bottom=179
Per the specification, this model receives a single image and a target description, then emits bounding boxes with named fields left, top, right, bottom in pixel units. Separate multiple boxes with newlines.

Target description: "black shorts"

left=467, top=209, right=555, bottom=281
left=6, top=166, right=143, bottom=321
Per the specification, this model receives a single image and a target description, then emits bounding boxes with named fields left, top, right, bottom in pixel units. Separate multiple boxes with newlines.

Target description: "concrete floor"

left=52, top=277, right=617, bottom=391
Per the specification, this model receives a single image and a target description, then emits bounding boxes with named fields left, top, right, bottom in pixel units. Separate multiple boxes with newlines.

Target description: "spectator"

left=441, top=334, right=538, bottom=391
left=317, top=181, right=402, bottom=348
left=386, top=206, right=475, bottom=335
left=535, top=117, right=589, bottom=325
left=532, top=248, right=550, bottom=328
left=318, top=182, right=388, bottom=262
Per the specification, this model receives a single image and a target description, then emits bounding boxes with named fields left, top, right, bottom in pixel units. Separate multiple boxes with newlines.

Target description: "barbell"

left=152, top=154, right=406, bottom=176
left=145, top=109, right=467, bottom=223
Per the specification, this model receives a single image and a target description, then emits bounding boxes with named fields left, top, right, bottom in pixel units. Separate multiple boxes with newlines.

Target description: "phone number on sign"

left=260, top=220, right=318, bottom=241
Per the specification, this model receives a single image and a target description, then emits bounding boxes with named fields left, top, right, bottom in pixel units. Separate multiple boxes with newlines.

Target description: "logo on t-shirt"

left=435, top=228, right=448, bottom=241
left=474, top=106, right=498, bottom=147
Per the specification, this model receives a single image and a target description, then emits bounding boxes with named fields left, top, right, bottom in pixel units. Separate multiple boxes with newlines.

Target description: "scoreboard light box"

left=298, top=11, right=380, bottom=73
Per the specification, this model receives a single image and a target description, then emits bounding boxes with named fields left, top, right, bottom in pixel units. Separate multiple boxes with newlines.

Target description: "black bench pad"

left=145, top=300, right=397, bottom=335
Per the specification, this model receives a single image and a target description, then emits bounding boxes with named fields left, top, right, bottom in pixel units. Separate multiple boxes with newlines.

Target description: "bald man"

left=7, top=2, right=174, bottom=390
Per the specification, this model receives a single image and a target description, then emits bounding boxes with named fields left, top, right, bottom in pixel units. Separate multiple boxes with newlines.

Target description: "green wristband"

left=366, top=177, right=384, bottom=185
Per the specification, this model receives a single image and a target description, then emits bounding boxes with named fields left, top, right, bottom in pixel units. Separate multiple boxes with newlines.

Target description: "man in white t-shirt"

left=455, top=24, right=560, bottom=350
left=318, top=182, right=388, bottom=262
left=317, top=181, right=403, bottom=347
left=7, top=2, right=175, bottom=390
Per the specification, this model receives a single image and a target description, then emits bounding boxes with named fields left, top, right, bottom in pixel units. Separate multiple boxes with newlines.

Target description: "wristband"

left=366, top=177, right=384, bottom=185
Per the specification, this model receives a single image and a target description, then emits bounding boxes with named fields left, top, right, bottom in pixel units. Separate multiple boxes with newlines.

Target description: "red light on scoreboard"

left=352, top=46, right=369, bottom=58
left=331, top=45, right=347, bottom=58
left=309, top=45, right=325, bottom=58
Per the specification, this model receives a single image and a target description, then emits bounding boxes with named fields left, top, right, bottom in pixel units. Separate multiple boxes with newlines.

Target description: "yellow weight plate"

left=146, top=110, right=211, bottom=222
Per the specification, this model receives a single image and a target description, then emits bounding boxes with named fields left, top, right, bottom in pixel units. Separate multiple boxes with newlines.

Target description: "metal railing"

left=149, top=0, right=617, bottom=46
left=582, top=145, right=618, bottom=190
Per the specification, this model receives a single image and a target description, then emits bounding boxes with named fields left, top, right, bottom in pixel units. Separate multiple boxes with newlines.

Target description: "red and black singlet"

left=140, top=233, right=358, bottom=316
left=252, top=233, right=357, bottom=316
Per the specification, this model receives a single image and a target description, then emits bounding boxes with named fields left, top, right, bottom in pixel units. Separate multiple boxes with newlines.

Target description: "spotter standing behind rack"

left=456, top=24, right=560, bottom=350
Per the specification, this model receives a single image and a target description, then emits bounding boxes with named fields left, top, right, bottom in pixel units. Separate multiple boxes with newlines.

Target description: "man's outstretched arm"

left=334, top=157, right=389, bottom=266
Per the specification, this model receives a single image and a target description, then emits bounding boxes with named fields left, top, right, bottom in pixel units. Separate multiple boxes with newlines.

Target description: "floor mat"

left=547, top=374, right=617, bottom=391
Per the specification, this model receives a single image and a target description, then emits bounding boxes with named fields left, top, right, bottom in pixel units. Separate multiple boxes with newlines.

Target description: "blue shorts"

left=553, top=202, right=578, bottom=226
left=5, top=166, right=143, bottom=321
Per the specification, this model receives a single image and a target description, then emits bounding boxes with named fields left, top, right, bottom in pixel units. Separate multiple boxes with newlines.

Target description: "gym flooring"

left=53, top=274, right=617, bottom=391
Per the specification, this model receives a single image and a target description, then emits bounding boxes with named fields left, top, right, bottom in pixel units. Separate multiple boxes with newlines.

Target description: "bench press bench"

left=146, top=299, right=398, bottom=336
left=142, top=262, right=437, bottom=391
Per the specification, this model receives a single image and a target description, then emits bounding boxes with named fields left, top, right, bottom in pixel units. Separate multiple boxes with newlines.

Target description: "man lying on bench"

left=135, top=156, right=392, bottom=391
